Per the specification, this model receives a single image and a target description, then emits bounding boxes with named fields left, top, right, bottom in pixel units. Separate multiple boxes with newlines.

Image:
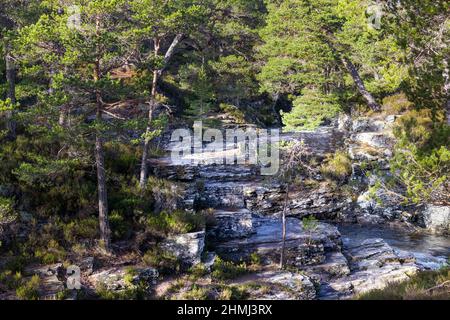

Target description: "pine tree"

left=16, top=0, right=134, bottom=253
left=258, top=0, right=404, bottom=130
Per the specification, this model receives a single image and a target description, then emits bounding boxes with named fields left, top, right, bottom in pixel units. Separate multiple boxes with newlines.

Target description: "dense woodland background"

left=0, top=0, right=448, bottom=300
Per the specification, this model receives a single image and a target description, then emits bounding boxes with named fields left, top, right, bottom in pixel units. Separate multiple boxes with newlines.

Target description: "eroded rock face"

left=159, top=231, right=205, bottom=267
left=244, top=183, right=349, bottom=220
left=214, top=217, right=342, bottom=267
left=207, top=209, right=254, bottom=241
left=420, top=205, right=450, bottom=235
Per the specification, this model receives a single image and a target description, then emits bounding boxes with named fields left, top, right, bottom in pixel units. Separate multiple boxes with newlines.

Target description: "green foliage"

left=389, top=109, right=449, bottom=204
left=211, top=257, right=247, bottom=281
left=181, top=284, right=210, bottom=300
left=142, top=248, right=180, bottom=274
left=210, top=55, right=257, bottom=107
left=0, top=270, right=23, bottom=290
left=218, top=103, right=246, bottom=124
left=188, top=263, right=209, bottom=280
left=62, top=217, right=99, bottom=244
left=302, top=216, right=319, bottom=232
left=218, top=285, right=249, bottom=300
left=382, top=93, right=414, bottom=115
left=95, top=283, right=146, bottom=301
left=109, top=210, right=132, bottom=241
left=282, top=88, right=341, bottom=130
left=249, top=252, right=262, bottom=267
left=16, top=275, right=40, bottom=300
left=321, top=151, right=352, bottom=182
left=34, top=239, right=66, bottom=264
left=180, top=64, right=215, bottom=118
left=146, top=210, right=205, bottom=237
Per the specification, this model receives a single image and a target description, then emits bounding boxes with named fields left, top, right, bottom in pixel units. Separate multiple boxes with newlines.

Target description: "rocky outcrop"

left=159, top=231, right=205, bottom=267
left=419, top=205, right=450, bottom=235
left=321, top=238, right=420, bottom=298
left=207, top=209, right=254, bottom=241
left=214, top=217, right=342, bottom=267
left=244, top=182, right=349, bottom=220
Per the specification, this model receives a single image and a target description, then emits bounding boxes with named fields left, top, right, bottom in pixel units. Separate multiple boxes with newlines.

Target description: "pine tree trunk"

left=95, top=89, right=111, bottom=253
left=342, top=57, right=381, bottom=111
left=139, top=39, right=160, bottom=189
left=5, top=44, right=16, bottom=139
left=94, top=15, right=111, bottom=253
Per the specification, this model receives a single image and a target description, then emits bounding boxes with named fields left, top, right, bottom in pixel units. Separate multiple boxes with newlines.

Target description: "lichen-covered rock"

left=89, top=267, right=158, bottom=292
left=159, top=231, right=205, bottom=267
left=207, top=209, right=254, bottom=241
left=255, top=271, right=317, bottom=300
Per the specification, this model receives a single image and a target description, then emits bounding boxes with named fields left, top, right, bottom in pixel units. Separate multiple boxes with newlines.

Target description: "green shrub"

left=0, top=270, right=23, bottom=290
left=382, top=93, right=413, bottom=115
left=302, top=216, right=319, bottom=232
left=181, top=285, right=210, bottom=300
left=142, top=248, right=181, bottom=274
left=188, top=264, right=209, bottom=280
left=219, top=103, right=246, bottom=124
left=320, top=151, right=352, bottom=182
left=4, top=255, right=30, bottom=273
left=62, top=217, right=99, bottom=244
left=218, top=285, right=249, bottom=300
left=109, top=210, right=132, bottom=241
left=146, top=210, right=205, bottom=237
left=34, top=239, right=66, bottom=264
left=211, top=257, right=247, bottom=281
left=16, top=275, right=40, bottom=300
left=281, top=88, right=341, bottom=131
left=388, top=109, right=450, bottom=204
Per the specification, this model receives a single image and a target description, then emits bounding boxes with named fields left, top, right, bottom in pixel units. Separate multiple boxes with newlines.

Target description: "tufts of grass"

left=357, top=267, right=450, bottom=300
left=211, top=257, right=248, bottom=281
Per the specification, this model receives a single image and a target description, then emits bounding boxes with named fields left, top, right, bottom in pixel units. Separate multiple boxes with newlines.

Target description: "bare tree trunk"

left=139, top=39, right=160, bottom=189
left=279, top=184, right=290, bottom=270
left=139, top=35, right=185, bottom=189
left=59, top=105, right=68, bottom=127
left=157, top=34, right=184, bottom=76
left=5, top=44, right=16, bottom=139
left=324, top=36, right=381, bottom=111
left=341, top=57, right=381, bottom=111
